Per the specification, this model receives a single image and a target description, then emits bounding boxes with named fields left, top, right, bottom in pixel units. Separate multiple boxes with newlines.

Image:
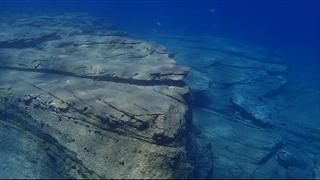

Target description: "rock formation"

left=146, top=35, right=318, bottom=178
left=0, top=14, right=192, bottom=179
left=1, top=13, right=319, bottom=179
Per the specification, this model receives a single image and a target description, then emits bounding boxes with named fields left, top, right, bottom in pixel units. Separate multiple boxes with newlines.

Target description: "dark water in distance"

left=1, top=1, right=319, bottom=47
left=1, top=0, right=319, bottom=66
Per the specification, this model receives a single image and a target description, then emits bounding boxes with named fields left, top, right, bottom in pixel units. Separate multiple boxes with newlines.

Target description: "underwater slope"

left=145, top=35, right=319, bottom=178
left=0, top=14, right=192, bottom=179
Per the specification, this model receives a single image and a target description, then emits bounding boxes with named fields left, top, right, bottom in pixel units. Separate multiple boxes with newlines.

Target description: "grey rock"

left=277, top=146, right=315, bottom=178
left=0, top=14, right=191, bottom=179
left=231, top=94, right=273, bottom=127
left=185, top=69, right=211, bottom=91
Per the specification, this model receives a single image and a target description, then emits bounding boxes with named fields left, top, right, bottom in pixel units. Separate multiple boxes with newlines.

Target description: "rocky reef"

left=1, top=13, right=319, bottom=179
left=0, top=14, right=192, bottom=179
left=146, top=35, right=319, bottom=178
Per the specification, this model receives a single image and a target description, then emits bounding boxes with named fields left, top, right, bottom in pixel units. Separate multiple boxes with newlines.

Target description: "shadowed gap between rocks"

left=0, top=66, right=186, bottom=87
left=0, top=33, right=61, bottom=49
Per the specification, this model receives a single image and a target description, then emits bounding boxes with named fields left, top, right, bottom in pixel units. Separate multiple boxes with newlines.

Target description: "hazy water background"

left=1, top=0, right=319, bottom=66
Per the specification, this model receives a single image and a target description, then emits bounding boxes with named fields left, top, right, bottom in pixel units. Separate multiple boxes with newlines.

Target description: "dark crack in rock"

left=0, top=14, right=192, bottom=179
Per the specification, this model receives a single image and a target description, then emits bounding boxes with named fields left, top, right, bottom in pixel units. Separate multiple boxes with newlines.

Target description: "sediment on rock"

left=146, top=35, right=318, bottom=178
left=0, top=14, right=192, bottom=179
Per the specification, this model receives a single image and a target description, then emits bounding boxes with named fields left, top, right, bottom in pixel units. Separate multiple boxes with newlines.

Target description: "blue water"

left=0, top=0, right=320, bottom=178
left=1, top=0, right=319, bottom=57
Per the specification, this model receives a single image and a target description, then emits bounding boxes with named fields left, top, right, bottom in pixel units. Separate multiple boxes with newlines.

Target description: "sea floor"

left=137, top=33, right=320, bottom=178
left=0, top=13, right=319, bottom=179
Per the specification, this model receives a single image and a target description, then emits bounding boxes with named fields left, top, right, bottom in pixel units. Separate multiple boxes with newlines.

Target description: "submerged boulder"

left=277, top=146, right=315, bottom=178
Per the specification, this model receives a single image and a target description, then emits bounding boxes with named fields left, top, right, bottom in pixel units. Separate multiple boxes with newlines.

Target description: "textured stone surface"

left=0, top=120, right=62, bottom=179
left=142, top=34, right=319, bottom=178
left=184, top=69, right=211, bottom=91
left=0, top=15, right=187, bottom=82
left=0, top=14, right=191, bottom=179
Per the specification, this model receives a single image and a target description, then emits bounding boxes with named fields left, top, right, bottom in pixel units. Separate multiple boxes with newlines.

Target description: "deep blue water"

left=1, top=0, right=319, bottom=61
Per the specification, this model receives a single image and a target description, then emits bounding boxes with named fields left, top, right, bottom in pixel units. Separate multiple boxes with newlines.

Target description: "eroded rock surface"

left=144, top=35, right=319, bottom=178
left=0, top=14, right=191, bottom=179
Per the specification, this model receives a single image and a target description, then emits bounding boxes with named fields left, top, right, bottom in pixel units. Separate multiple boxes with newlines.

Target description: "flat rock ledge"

left=158, top=35, right=316, bottom=178
left=0, top=14, right=192, bottom=179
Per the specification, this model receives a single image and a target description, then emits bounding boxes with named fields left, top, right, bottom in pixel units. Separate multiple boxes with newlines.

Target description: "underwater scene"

left=0, top=0, right=319, bottom=179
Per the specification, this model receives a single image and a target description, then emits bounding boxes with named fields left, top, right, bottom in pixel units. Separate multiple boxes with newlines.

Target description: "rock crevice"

left=0, top=14, right=192, bottom=179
